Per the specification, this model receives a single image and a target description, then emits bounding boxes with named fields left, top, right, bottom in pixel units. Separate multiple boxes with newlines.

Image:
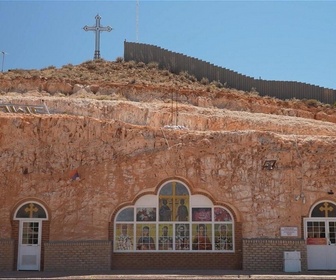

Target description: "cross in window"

left=319, top=202, right=333, bottom=217
left=25, top=203, right=38, bottom=218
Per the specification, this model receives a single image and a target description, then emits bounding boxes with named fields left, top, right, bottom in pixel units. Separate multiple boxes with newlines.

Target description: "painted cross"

left=83, top=14, right=112, bottom=60
left=25, top=203, right=38, bottom=218
left=319, top=202, right=333, bottom=217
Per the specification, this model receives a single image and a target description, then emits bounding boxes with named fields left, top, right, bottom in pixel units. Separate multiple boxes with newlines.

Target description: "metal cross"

left=25, top=203, right=38, bottom=218
left=319, top=202, right=333, bottom=217
left=83, top=14, right=112, bottom=60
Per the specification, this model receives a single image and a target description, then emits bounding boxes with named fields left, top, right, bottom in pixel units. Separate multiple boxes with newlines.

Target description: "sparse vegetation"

left=86, top=63, right=97, bottom=70
left=62, top=64, right=74, bottom=70
left=147, top=62, right=159, bottom=69
left=115, top=56, right=124, bottom=63
left=0, top=59, right=335, bottom=122
left=210, top=80, right=224, bottom=88
left=41, top=65, right=56, bottom=71
left=137, top=61, right=146, bottom=68
left=126, top=60, right=137, bottom=69
left=200, top=77, right=209, bottom=85
left=179, top=71, right=197, bottom=82
left=304, top=99, right=321, bottom=107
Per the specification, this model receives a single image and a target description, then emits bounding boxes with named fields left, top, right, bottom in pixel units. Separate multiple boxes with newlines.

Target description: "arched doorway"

left=304, top=200, right=336, bottom=270
left=13, top=201, right=48, bottom=271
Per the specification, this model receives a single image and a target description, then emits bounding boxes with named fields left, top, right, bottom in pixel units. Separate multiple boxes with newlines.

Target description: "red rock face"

left=1, top=64, right=336, bottom=241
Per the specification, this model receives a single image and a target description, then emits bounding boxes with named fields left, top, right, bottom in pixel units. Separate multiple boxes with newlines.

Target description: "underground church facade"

left=1, top=99, right=336, bottom=272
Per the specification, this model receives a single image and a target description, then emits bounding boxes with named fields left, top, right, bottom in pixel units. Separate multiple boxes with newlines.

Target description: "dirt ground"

left=1, top=270, right=336, bottom=280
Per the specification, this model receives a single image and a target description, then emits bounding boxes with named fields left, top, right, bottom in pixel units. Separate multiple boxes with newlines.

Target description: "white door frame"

left=304, top=218, right=336, bottom=270
left=13, top=201, right=48, bottom=271
left=17, top=219, right=42, bottom=271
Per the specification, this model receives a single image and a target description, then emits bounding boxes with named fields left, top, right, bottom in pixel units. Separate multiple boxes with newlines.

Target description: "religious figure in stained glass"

left=158, top=225, right=173, bottom=250
left=192, top=224, right=212, bottom=250
left=136, top=225, right=155, bottom=250
left=159, top=199, right=172, bottom=221
left=176, top=199, right=189, bottom=221
left=175, top=224, right=190, bottom=250
left=215, top=224, right=233, bottom=250
left=115, top=224, right=133, bottom=250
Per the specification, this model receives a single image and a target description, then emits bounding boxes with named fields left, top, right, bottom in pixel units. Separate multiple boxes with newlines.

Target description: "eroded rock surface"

left=1, top=62, right=336, bottom=240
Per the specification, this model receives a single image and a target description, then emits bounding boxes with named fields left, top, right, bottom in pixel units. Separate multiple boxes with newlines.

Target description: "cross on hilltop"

left=83, top=14, right=112, bottom=60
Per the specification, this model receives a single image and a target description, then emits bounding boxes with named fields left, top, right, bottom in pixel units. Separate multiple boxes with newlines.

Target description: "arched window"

left=114, top=180, right=234, bottom=252
left=14, top=202, right=47, bottom=219
left=311, top=201, right=336, bottom=218
left=306, top=201, right=336, bottom=242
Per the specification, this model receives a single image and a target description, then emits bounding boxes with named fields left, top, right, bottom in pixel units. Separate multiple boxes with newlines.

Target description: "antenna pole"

left=136, top=0, right=139, bottom=42
left=1, top=51, right=5, bottom=73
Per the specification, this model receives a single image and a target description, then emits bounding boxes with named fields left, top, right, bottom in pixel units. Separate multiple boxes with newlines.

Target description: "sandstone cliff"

left=1, top=60, right=336, bottom=239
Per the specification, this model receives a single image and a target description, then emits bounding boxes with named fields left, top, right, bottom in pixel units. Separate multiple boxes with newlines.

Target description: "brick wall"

left=44, top=240, right=111, bottom=272
left=243, top=238, right=307, bottom=272
left=0, top=239, right=14, bottom=271
left=111, top=252, right=241, bottom=270
left=10, top=220, right=19, bottom=271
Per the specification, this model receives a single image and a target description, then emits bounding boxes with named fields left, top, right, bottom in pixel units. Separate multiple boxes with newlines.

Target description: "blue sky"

left=1, top=0, right=336, bottom=89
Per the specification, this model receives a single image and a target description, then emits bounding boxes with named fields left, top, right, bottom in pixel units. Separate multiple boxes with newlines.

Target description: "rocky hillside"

left=1, top=58, right=336, bottom=136
left=2, top=59, right=336, bottom=239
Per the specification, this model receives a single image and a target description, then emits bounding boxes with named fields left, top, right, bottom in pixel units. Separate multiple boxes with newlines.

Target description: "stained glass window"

left=114, top=180, right=234, bottom=252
